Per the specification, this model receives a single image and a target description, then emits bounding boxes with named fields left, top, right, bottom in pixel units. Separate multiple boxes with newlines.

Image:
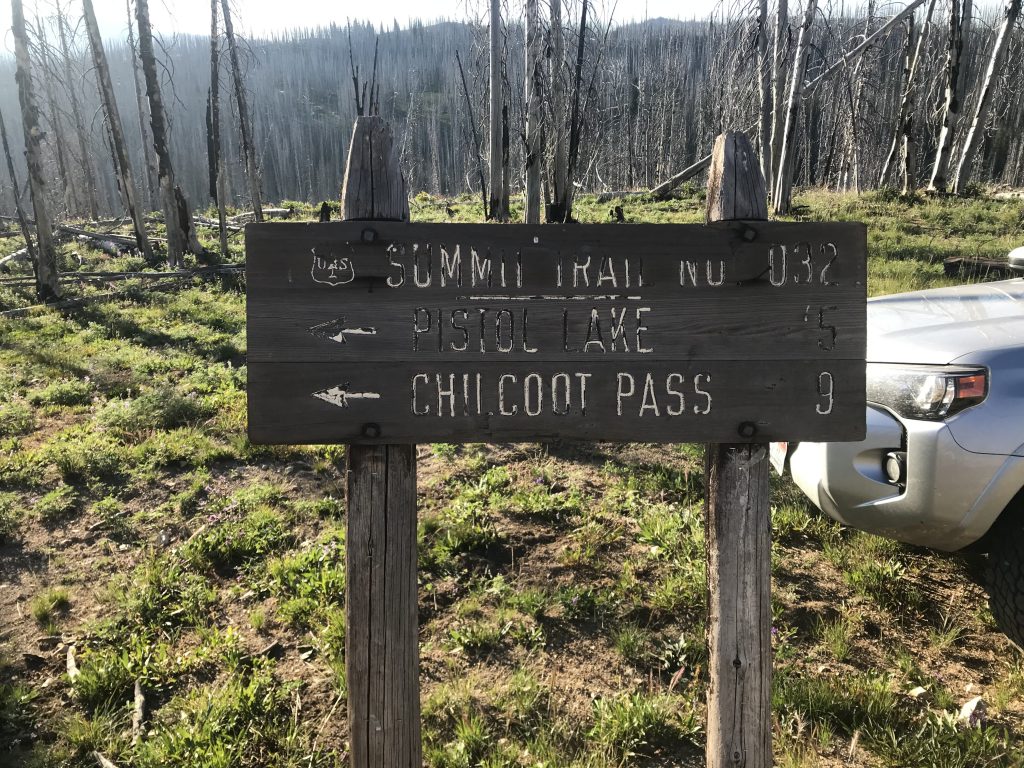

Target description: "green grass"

left=2, top=190, right=1024, bottom=768
left=30, top=587, right=71, bottom=626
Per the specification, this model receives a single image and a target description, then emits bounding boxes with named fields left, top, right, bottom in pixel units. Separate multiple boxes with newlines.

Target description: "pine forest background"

left=1, top=1, right=1023, bottom=218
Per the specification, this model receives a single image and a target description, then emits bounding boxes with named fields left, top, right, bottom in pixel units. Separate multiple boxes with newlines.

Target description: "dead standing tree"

left=36, top=18, right=73, bottom=216
left=954, top=0, right=1023, bottom=194
left=349, top=29, right=380, bottom=117
left=56, top=6, right=99, bottom=222
left=127, top=0, right=159, bottom=213
left=878, top=0, right=937, bottom=190
left=773, top=0, right=926, bottom=212
left=524, top=0, right=543, bottom=223
left=81, top=0, right=152, bottom=261
left=769, top=0, right=789, bottom=191
left=549, top=0, right=568, bottom=221
left=0, top=109, right=37, bottom=270
left=135, top=0, right=199, bottom=267
left=927, top=0, right=965, bottom=193
left=12, top=0, right=60, bottom=300
left=757, top=0, right=772, bottom=186
left=221, top=0, right=264, bottom=221
left=773, top=0, right=817, bottom=215
left=487, top=0, right=509, bottom=221
left=208, top=0, right=229, bottom=256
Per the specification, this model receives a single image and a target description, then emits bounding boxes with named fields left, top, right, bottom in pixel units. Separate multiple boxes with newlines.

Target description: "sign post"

left=337, top=116, right=420, bottom=768
left=704, top=131, right=772, bottom=768
left=246, top=126, right=866, bottom=767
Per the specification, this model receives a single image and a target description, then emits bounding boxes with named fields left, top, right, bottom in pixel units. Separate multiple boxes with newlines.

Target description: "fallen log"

left=193, top=215, right=242, bottom=233
left=132, top=680, right=145, bottom=745
left=650, top=154, right=713, bottom=199
left=228, top=207, right=290, bottom=225
left=592, top=154, right=713, bottom=203
left=0, top=247, right=29, bottom=268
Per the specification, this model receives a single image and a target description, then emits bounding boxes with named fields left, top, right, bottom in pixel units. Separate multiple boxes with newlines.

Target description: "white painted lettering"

left=616, top=373, right=635, bottom=416
left=440, top=244, right=462, bottom=287
left=470, top=247, right=491, bottom=287
left=524, top=373, right=543, bottom=416
left=636, top=308, right=652, bottom=353
left=386, top=243, right=405, bottom=287
left=694, top=373, right=712, bottom=415
left=413, top=243, right=432, bottom=287
left=552, top=373, right=571, bottom=415
left=499, top=374, right=518, bottom=415
left=640, top=374, right=660, bottom=416
left=436, top=373, right=456, bottom=417
left=412, top=374, right=430, bottom=415
left=666, top=374, right=685, bottom=415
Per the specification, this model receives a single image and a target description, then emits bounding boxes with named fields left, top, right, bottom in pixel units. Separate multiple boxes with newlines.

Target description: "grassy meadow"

left=0, top=188, right=1022, bottom=767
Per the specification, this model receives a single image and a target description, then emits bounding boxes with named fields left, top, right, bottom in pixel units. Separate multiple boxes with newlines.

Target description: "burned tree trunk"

left=549, top=0, right=569, bottom=221
left=563, top=0, right=588, bottom=222
left=127, top=0, right=159, bottom=213
left=135, top=0, right=193, bottom=266
left=757, top=0, right=772, bottom=185
left=82, top=0, right=152, bottom=261
left=221, top=0, right=264, bottom=222
left=209, top=0, right=229, bottom=257
left=487, top=0, right=507, bottom=221
left=455, top=50, right=488, bottom=216
left=773, top=0, right=817, bottom=215
left=524, top=0, right=543, bottom=224
left=57, top=8, right=99, bottom=222
left=953, top=0, right=1022, bottom=195
left=769, top=0, right=788, bottom=194
left=37, top=18, right=73, bottom=216
left=0, top=109, right=37, bottom=268
left=879, top=0, right=936, bottom=189
left=927, top=0, right=964, bottom=193
left=12, top=0, right=60, bottom=300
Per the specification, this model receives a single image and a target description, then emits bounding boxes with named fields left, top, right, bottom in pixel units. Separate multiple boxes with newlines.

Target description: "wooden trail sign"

left=247, top=220, right=866, bottom=444
left=245, top=120, right=866, bottom=768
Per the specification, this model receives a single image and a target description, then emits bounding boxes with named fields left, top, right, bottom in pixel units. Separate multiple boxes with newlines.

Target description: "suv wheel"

left=986, top=519, right=1024, bottom=649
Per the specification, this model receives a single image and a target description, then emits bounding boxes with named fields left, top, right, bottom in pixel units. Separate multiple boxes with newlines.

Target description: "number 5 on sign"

left=816, top=371, right=834, bottom=415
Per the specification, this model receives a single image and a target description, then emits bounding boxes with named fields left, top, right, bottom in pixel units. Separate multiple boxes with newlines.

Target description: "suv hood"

left=867, top=279, right=1024, bottom=364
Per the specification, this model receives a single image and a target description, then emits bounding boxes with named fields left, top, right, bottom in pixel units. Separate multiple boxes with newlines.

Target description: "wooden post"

left=704, top=132, right=772, bottom=768
left=340, top=116, right=420, bottom=768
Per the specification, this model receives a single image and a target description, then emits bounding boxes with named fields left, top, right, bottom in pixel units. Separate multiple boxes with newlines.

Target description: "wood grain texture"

left=705, top=130, right=773, bottom=768
left=340, top=115, right=421, bottom=768
left=705, top=443, right=772, bottom=768
left=245, top=218, right=866, bottom=445
left=346, top=446, right=419, bottom=768
left=706, top=133, right=769, bottom=223
left=248, top=360, right=864, bottom=444
left=340, top=117, right=410, bottom=222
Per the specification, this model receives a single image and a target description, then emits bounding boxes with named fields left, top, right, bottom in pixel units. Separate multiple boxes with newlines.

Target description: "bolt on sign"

left=246, top=221, right=866, bottom=444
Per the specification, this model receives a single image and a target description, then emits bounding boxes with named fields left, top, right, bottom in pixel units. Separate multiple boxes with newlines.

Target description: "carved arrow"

left=308, top=316, right=378, bottom=344
left=313, top=383, right=382, bottom=408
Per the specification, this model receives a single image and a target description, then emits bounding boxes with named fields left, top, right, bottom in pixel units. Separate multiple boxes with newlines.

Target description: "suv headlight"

left=866, top=364, right=988, bottom=421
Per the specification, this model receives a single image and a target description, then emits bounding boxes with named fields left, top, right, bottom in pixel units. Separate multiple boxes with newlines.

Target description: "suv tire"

left=986, top=520, right=1024, bottom=649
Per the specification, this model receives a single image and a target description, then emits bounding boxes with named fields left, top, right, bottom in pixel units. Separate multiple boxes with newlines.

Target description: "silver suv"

left=784, top=278, right=1024, bottom=646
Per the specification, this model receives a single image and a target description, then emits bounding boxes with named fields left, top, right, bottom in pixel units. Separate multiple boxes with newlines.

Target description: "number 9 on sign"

left=816, top=371, right=834, bottom=415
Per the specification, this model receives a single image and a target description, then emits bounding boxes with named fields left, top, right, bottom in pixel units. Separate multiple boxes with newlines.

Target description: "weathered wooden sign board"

left=247, top=221, right=866, bottom=444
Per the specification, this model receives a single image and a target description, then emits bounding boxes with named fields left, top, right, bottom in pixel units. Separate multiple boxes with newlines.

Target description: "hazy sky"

left=1, top=0, right=1003, bottom=53
left=3, top=0, right=725, bottom=44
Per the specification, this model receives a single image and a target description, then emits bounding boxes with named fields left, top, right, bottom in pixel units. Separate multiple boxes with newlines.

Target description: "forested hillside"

left=2, top=2, right=1024, bottom=220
